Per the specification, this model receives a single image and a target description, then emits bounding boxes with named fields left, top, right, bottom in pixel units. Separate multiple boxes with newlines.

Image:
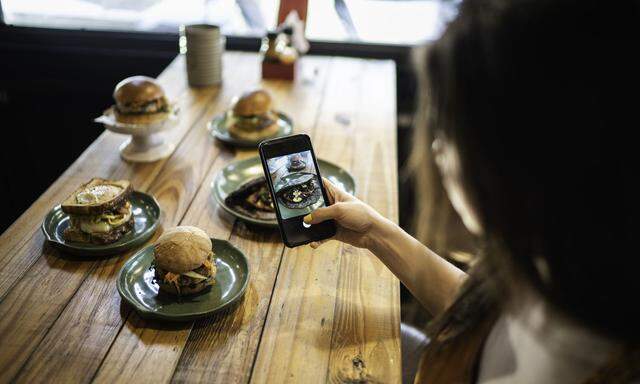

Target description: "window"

left=1, top=0, right=457, bottom=45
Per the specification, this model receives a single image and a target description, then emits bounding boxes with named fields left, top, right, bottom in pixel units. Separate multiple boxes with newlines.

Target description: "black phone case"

left=258, top=134, right=336, bottom=247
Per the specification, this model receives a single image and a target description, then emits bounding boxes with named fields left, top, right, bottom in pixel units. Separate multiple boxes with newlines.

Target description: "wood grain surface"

left=0, top=52, right=400, bottom=384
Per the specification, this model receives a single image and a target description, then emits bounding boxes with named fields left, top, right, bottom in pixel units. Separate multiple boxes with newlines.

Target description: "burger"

left=61, top=178, right=134, bottom=244
left=287, top=153, right=306, bottom=171
left=112, top=76, right=170, bottom=125
left=153, top=226, right=217, bottom=296
left=227, top=89, right=280, bottom=140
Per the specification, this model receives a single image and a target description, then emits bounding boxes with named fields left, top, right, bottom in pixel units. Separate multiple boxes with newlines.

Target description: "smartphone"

left=259, top=134, right=336, bottom=247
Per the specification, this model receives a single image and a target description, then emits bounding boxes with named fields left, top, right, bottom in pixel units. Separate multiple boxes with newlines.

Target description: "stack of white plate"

left=181, top=24, right=225, bottom=87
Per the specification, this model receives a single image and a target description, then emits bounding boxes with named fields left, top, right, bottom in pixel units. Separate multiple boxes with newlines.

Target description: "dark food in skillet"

left=286, top=153, right=306, bottom=171
left=276, top=174, right=321, bottom=209
left=224, top=177, right=276, bottom=220
left=61, top=178, right=134, bottom=244
left=153, top=226, right=217, bottom=296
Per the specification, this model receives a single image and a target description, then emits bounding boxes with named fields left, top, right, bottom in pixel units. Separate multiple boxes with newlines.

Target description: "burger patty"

left=116, top=97, right=168, bottom=115
left=103, top=199, right=131, bottom=216
left=89, top=216, right=134, bottom=244
left=232, top=113, right=276, bottom=131
left=63, top=215, right=134, bottom=244
left=63, top=198, right=134, bottom=244
left=154, top=262, right=214, bottom=288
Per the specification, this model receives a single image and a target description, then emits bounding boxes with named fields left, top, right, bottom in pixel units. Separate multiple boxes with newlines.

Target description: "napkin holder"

left=262, top=61, right=295, bottom=80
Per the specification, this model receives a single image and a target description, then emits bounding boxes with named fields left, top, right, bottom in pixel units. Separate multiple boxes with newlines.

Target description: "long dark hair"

left=418, top=0, right=640, bottom=348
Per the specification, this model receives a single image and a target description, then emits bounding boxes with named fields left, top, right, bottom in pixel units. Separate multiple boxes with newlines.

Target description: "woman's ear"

left=433, top=133, right=484, bottom=236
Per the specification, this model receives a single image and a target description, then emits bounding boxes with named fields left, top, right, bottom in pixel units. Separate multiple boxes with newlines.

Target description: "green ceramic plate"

left=117, top=239, right=250, bottom=321
left=41, top=191, right=161, bottom=257
left=212, top=156, right=356, bottom=227
left=207, top=111, right=293, bottom=148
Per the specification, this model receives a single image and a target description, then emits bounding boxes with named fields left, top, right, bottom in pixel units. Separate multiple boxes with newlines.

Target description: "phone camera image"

left=266, top=150, right=325, bottom=220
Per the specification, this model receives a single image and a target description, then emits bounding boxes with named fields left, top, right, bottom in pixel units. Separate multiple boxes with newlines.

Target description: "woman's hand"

left=306, top=179, right=467, bottom=316
left=303, top=178, right=386, bottom=249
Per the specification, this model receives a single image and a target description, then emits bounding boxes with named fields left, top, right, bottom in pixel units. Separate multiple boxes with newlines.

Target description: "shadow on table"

left=42, top=240, right=99, bottom=268
left=190, top=285, right=257, bottom=334
left=208, top=193, right=235, bottom=230
left=119, top=293, right=247, bottom=335
left=232, top=221, right=280, bottom=242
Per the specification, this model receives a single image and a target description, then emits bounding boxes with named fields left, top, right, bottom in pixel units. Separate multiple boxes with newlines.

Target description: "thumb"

left=322, top=177, right=353, bottom=203
left=303, top=204, right=342, bottom=225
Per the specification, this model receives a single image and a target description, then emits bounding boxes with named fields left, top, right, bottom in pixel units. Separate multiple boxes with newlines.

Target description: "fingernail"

left=303, top=214, right=312, bottom=224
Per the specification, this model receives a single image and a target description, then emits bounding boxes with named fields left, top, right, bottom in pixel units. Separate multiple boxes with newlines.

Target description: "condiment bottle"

left=261, top=31, right=282, bottom=63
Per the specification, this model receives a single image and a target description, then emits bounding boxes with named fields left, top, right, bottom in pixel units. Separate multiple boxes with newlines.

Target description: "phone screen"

left=259, top=134, right=336, bottom=247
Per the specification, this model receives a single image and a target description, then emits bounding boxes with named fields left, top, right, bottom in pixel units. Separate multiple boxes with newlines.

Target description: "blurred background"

left=0, top=0, right=473, bottom=330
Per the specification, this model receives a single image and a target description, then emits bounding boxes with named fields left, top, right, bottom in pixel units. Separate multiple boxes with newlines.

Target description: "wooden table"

left=0, top=52, right=400, bottom=384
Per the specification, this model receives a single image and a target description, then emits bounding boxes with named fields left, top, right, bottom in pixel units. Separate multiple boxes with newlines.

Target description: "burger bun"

left=114, top=76, right=165, bottom=106
left=232, top=89, right=272, bottom=117
left=153, top=226, right=212, bottom=274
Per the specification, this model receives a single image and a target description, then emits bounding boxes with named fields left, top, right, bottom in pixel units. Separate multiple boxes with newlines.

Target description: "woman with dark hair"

left=303, top=0, right=640, bottom=382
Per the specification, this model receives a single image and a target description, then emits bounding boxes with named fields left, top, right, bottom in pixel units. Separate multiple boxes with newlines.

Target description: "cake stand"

left=95, top=106, right=179, bottom=163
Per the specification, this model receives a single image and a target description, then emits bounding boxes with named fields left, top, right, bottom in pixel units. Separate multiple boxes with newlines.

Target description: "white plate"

left=95, top=106, right=178, bottom=135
